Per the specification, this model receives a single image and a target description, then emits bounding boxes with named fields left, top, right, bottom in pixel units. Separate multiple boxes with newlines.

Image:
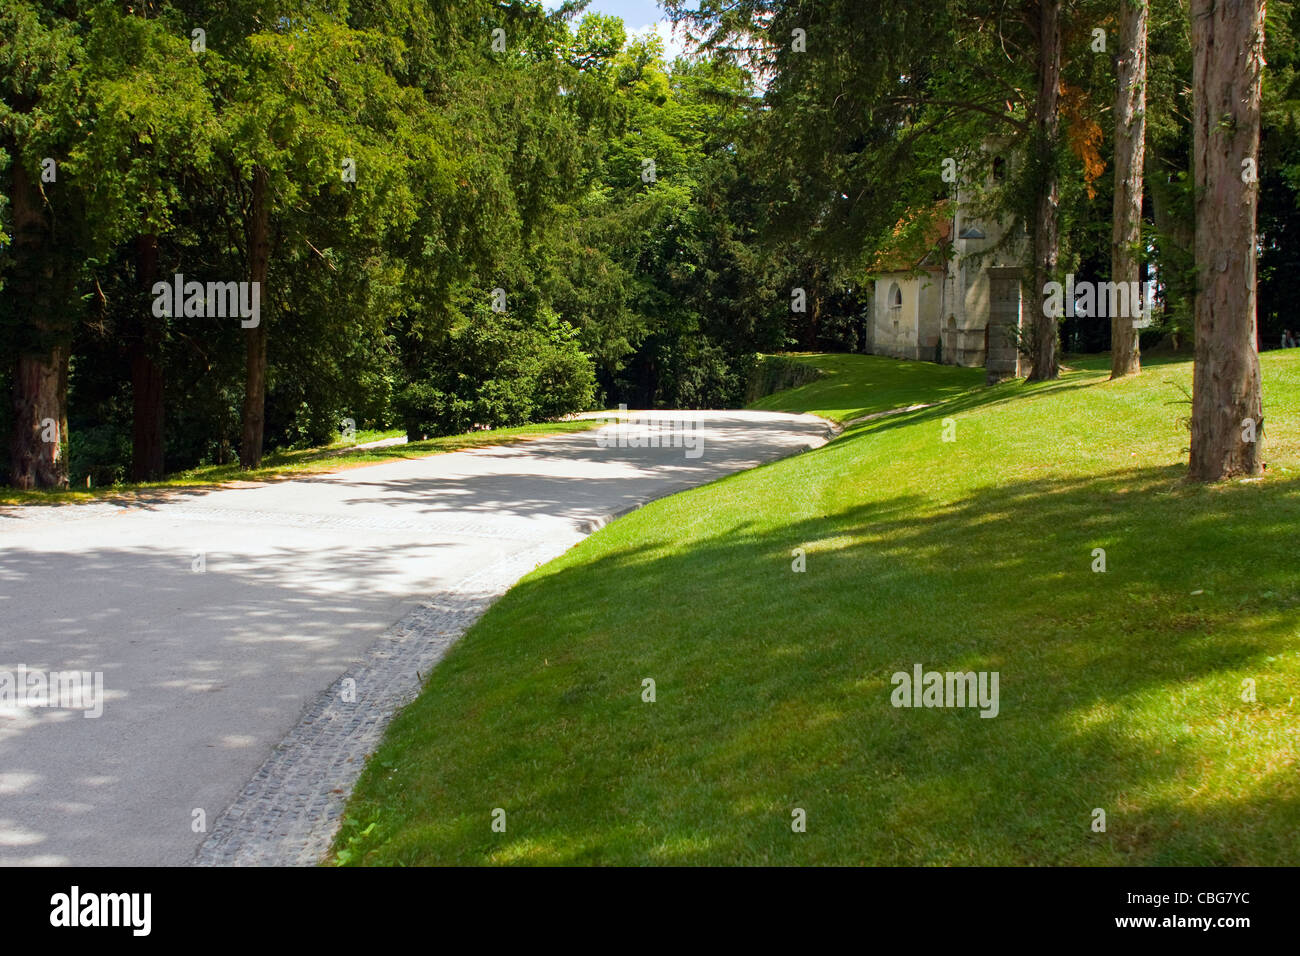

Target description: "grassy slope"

left=335, top=352, right=1300, bottom=866
left=0, top=421, right=600, bottom=507
left=746, top=352, right=983, bottom=422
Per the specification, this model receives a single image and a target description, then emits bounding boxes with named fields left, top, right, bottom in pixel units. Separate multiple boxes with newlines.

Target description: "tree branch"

left=886, top=96, right=1028, bottom=133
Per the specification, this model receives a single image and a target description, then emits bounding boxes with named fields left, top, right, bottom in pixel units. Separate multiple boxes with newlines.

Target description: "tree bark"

left=130, top=351, right=165, bottom=481
left=1028, top=0, right=1062, bottom=381
left=11, top=348, right=69, bottom=490
left=239, top=165, right=271, bottom=470
left=8, top=158, right=70, bottom=489
left=131, top=233, right=166, bottom=481
left=805, top=287, right=822, bottom=350
left=1111, top=0, right=1148, bottom=379
left=1188, top=0, right=1265, bottom=481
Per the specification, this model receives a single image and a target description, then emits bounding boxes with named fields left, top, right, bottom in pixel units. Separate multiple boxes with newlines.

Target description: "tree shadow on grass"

left=832, top=370, right=1117, bottom=446
left=347, top=462, right=1300, bottom=866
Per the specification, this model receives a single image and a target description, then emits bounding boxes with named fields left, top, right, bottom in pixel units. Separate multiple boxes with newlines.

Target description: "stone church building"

left=865, top=175, right=1026, bottom=382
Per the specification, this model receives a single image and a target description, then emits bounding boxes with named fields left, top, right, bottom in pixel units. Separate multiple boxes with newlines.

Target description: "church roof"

left=869, top=201, right=953, bottom=276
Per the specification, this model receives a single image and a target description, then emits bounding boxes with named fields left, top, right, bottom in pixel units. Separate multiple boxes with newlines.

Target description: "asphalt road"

left=0, top=410, right=828, bottom=866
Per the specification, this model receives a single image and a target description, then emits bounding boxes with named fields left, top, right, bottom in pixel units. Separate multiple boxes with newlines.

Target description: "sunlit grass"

left=335, top=350, right=1300, bottom=865
left=747, top=351, right=984, bottom=422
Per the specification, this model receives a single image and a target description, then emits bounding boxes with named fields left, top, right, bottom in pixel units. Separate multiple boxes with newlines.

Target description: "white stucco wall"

left=872, top=277, right=916, bottom=359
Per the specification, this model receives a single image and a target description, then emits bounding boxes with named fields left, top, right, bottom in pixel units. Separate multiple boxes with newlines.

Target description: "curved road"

left=0, top=410, right=828, bottom=866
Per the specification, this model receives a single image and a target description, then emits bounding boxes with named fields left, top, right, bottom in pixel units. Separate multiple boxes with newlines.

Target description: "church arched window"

left=888, top=283, right=903, bottom=330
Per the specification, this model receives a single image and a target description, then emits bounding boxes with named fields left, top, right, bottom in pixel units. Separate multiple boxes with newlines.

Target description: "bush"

left=68, top=423, right=130, bottom=488
left=664, top=338, right=744, bottom=409
left=397, top=312, right=596, bottom=440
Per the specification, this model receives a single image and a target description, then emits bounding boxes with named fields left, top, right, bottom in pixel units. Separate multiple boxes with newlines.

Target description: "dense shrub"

left=397, top=313, right=596, bottom=440
left=662, top=338, right=746, bottom=409
left=68, top=423, right=130, bottom=488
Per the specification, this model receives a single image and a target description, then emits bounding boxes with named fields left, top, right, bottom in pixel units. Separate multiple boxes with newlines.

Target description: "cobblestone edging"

left=190, top=539, right=564, bottom=867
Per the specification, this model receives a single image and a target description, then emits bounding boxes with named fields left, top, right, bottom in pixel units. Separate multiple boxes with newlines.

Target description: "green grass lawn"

left=334, top=351, right=1300, bottom=866
left=0, top=420, right=601, bottom=507
left=746, top=351, right=984, bottom=422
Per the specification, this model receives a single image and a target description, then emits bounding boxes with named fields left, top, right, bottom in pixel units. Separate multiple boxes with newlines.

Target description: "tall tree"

left=202, top=4, right=435, bottom=468
left=0, top=2, right=83, bottom=489
left=1188, top=0, right=1266, bottom=480
left=6, top=160, right=73, bottom=489
left=1027, top=0, right=1064, bottom=381
left=1111, top=0, right=1149, bottom=377
left=66, top=3, right=218, bottom=479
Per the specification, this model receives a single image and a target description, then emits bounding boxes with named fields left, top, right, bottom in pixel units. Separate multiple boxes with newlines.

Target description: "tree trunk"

left=1028, top=0, right=1062, bottom=381
left=131, top=233, right=166, bottom=481
left=130, top=351, right=165, bottom=481
left=11, top=348, right=69, bottom=490
left=239, top=165, right=271, bottom=470
left=1188, top=0, right=1265, bottom=481
left=1111, top=0, right=1148, bottom=379
left=805, top=287, right=822, bottom=350
left=8, top=159, right=70, bottom=489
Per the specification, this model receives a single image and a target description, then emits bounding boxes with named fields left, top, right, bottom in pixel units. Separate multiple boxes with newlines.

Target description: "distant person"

left=1285, top=330, right=1297, bottom=348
